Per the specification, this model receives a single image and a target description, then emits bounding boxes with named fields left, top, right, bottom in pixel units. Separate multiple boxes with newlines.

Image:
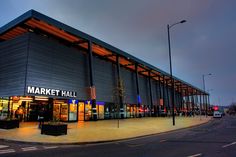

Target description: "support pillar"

left=205, top=94, right=208, bottom=117
left=191, top=92, right=195, bottom=116
left=162, top=76, right=166, bottom=112
left=186, top=90, right=189, bottom=113
left=116, top=56, right=124, bottom=119
left=207, top=94, right=210, bottom=109
left=148, top=71, right=154, bottom=116
left=157, top=76, right=162, bottom=117
left=135, top=64, right=141, bottom=117
left=166, top=81, right=170, bottom=113
left=180, top=87, right=184, bottom=112
left=88, top=40, right=97, bottom=121
left=199, top=93, right=203, bottom=118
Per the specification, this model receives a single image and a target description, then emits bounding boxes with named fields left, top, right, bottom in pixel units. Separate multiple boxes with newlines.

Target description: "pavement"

left=0, top=116, right=211, bottom=144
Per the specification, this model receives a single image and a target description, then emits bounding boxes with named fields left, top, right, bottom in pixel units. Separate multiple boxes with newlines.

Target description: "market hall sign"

left=27, top=86, right=77, bottom=98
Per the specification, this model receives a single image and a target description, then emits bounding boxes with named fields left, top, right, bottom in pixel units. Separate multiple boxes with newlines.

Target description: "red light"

left=213, top=106, right=219, bottom=111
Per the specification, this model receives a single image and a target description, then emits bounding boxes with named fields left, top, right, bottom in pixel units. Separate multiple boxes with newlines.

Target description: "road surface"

left=1, top=116, right=236, bottom=157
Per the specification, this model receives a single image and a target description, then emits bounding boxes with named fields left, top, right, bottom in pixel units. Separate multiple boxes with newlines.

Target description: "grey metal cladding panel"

left=120, top=67, right=136, bottom=104
left=138, top=75, right=150, bottom=105
left=151, top=80, right=159, bottom=106
left=93, top=57, right=116, bottom=102
left=27, top=33, right=89, bottom=99
left=0, top=34, right=28, bottom=96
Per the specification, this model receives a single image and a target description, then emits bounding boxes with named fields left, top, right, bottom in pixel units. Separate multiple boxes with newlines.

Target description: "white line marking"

left=126, top=143, right=145, bottom=147
left=0, top=149, right=15, bottom=154
left=0, top=145, right=9, bottom=149
left=187, top=153, right=202, bottom=157
left=43, top=146, right=58, bottom=149
left=222, top=142, right=236, bottom=148
left=159, top=140, right=167, bottom=143
left=22, top=146, right=38, bottom=151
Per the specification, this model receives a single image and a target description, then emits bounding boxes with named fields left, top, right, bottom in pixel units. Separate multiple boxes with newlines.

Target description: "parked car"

left=213, top=111, right=222, bottom=118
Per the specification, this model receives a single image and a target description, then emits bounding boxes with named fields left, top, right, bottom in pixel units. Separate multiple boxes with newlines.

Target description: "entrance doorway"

left=78, top=102, right=85, bottom=121
left=53, top=100, right=68, bottom=122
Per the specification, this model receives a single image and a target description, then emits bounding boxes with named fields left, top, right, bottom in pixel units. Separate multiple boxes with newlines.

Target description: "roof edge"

left=0, top=9, right=34, bottom=35
left=0, top=10, right=208, bottom=95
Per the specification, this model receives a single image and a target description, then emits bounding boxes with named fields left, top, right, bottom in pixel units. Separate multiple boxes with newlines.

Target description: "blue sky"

left=1, top=0, right=236, bottom=106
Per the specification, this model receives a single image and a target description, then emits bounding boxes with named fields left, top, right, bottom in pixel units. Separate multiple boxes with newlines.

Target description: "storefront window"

left=78, top=102, right=85, bottom=121
left=123, top=104, right=127, bottom=118
left=10, top=96, right=33, bottom=121
left=53, top=99, right=68, bottom=122
left=60, top=103, right=68, bottom=121
left=53, top=103, right=60, bottom=121
left=97, top=102, right=104, bottom=119
left=85, top=101, right=92, bottom=120
left=110, top=104, right=117, bottom=119
left=104, top=104, right=110, bottom=119
left=69, top=100, right=78, bottom=121
left=0, top=97, right=9, bottom=119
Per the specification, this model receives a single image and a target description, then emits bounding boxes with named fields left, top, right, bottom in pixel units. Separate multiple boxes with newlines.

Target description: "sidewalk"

left=0, top=116, right=211, bottom=144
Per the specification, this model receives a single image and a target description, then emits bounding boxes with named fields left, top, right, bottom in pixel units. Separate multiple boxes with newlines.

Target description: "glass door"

left=69, top=103, right=78, bottom=121
left=78, top=102, right=85, bottom=121
left=60, top=103, right=68, bottom=121
left=85, top=101, right=92, bottom=120
left=98, top=104, right=104, bottom=119
left=53, top=103, right=60, bottom=121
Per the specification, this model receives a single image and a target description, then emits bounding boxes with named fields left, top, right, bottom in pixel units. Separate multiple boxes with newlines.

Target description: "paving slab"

left=0, top=116, right=211, bottom=144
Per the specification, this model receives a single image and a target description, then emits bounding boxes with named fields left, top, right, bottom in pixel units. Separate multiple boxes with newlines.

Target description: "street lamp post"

left=207, top=89, right=213, bottom=114
left=167, top=20, right=186, bottom=126
left=202, top=73, right=212, bottom=117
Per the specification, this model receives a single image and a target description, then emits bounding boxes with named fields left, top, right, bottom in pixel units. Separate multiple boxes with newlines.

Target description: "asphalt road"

left=1, top=115, right=236, bottom=157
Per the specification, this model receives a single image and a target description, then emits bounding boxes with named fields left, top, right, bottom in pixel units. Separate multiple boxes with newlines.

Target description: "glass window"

left=104, top=104, right=110, bottom=119
left=0, top=98, right=9, bottom=119
left=98, top=105, right=104, bottom=119
left=69, top=103, right=78, bottom=121
left=85, top=101, right=92, bottom=121
left=126, top=104, right=131, bottom=118
left=123, top=104, right=127, bottom=118
left=60, top=103, right=68, bottom=121
left=53, top=103, right=60, bottom=121
left=78, top=102, right=85, bottom=121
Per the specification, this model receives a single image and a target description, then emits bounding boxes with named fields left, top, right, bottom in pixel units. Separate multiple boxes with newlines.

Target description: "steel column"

left=148, top=71, right=154, bottom=116
left=116, top=56, right=124, bottom=119
left=135, top=64, right=141, bottom=117
left=180, top=87, right=184, bottom=111
left=191, top=92, right=195, bottom=116
left=207, top=94, right=210, bottom=109
left=162, top=76, right=166, bottom=111
left=157, top=76, right=162, bottom=117
left=166, top=81, right=170, bottom=113
left=88, top=40, right=97, bottom=121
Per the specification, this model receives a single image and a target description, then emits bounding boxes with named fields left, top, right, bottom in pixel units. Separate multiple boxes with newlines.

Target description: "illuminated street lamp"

left=167, top=20, right=186, bottom=126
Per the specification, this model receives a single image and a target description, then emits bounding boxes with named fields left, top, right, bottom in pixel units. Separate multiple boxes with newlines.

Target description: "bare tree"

left=228, top=102, right=236, bottom=115
left=112, top=79, right=126, bottom=128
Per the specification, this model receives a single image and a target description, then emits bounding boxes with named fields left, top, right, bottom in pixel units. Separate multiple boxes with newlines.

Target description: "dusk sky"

left=1, top=0, right=235, bottom=106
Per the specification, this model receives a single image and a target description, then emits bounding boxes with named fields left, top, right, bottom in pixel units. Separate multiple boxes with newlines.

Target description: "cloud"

left=0, top=0, right=236, bottom=106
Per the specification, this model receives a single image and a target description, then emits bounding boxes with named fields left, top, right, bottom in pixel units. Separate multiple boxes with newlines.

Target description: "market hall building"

left=0, top=10, right=210, bottom=122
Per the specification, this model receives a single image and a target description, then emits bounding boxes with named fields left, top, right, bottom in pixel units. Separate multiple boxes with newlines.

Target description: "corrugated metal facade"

left=0, top=32, right=183, bottom=107
left=121, top=67, right=137, bottom=104
left=26, top=33, right=90, bottom=100
left=93, top=57, right=116, bottom=102
left=0, top=34, right=28, bottom=97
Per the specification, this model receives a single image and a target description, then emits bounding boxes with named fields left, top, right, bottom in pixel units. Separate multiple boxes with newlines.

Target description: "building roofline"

left=0, top=9, right=208, bottom=95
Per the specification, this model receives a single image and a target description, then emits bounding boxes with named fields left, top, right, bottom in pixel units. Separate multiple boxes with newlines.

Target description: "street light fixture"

left=202, top=73, right=212, bottom=117
left=167, top=20, right=186, bottom=126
